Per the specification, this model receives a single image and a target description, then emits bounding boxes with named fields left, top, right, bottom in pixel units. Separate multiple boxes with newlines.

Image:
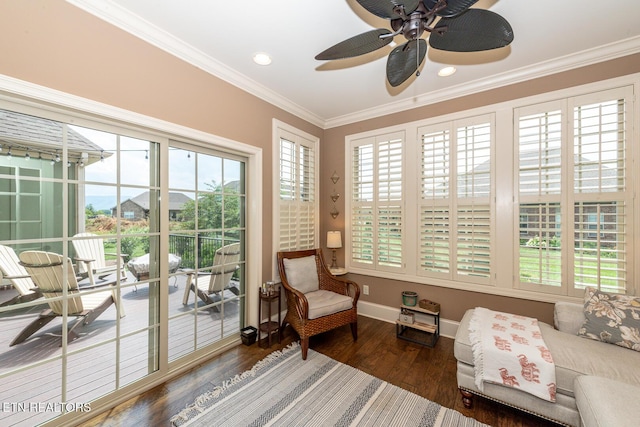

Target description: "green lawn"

left=519, top=246, right=623, bottom=288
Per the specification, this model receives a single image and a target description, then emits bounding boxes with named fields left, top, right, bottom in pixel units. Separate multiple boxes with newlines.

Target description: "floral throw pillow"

left=578, top=287, right=640, bottom=352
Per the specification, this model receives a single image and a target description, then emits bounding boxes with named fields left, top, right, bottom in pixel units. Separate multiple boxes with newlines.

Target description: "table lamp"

left=327, top=231, right=342, bottom=270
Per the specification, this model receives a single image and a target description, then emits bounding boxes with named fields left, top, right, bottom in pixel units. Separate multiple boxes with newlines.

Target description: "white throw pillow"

left=283, top=255, right=319, bottom=294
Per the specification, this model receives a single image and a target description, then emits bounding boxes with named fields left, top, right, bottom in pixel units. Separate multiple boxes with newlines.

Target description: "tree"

left=176, top=181, right=242, bottom=268
left=178, top=181, right=241, bottom=232
left=85, top=203, right=99, bottom=218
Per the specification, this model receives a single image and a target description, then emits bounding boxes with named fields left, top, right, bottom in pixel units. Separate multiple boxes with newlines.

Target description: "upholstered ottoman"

left=454, top=308, right=580, bottom=426
left=574, top=376, right=640, bottom=427
left=454, top=305, right=640, bottom=426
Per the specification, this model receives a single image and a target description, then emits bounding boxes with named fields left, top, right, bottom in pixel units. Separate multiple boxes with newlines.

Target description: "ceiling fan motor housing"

left=391, top=3, right=433, bottom=41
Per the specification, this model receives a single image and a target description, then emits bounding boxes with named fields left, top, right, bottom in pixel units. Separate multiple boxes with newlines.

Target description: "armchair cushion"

left=305, top=290, right=353, bottom=320
left=283, top=255, right=319, bottom=294
left=277, top=248, right=359, bottom=360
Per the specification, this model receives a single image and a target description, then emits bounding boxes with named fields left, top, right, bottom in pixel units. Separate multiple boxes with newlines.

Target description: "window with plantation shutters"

left=350, top=132, right=404, bottom=272
left=516, top=87, right=632, bottom=296
left=571, top=94, right=628, bottom=294
left=418, top=117, right=493, bottom=283
left=345, top=79, right=636, bottom=299
left=274, top=121, right=318, bottom=253
left=517, top=106, right=563, bottom=289
left=456, top=122, right=492, bottom=281
left=419, top=128, right=450, bottom=276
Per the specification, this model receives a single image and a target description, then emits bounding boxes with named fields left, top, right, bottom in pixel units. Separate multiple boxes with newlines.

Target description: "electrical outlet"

left=363, top=285, right=369, bottom=295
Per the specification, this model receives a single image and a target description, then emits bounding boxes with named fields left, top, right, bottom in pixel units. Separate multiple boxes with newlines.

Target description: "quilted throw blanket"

left=469, top=307, right=557, bottom=402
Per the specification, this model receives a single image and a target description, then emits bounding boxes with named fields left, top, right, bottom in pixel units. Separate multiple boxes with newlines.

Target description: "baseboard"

left=357, top=300, right=459, bottom=340
left=270, top=301, right=460, bottom=340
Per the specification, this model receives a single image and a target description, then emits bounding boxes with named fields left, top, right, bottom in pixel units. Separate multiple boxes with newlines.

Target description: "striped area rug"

left=171, top=342, right=488, bottom=427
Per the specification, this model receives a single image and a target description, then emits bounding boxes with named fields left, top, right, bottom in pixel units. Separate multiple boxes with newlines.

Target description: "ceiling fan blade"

left=357, top=0, right=421, bottom=19
left=315, top=29, right=393, bottom=60
left=423, top=0, right=479, bottom=18
left=386, top=39, right=427, bottom=87
left=428, top=9, right=514, bottom=52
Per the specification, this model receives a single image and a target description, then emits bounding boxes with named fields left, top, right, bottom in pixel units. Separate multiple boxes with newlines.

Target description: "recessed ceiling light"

left=253, top=52, right=272, bottom=66
left=438, top=66, right=456, bottom=77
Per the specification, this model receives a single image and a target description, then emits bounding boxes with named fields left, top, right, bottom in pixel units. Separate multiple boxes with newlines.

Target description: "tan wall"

left=3, top=1, right=640, bottom=324
left=348, top=274, right=556, bottom=324
left=320, top=54, right=640, bottom=323
left=0, top=0, right=322, bottom=283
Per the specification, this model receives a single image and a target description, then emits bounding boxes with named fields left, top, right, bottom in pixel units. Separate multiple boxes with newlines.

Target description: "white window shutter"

left=418, top=119, right=493, bottom=283
left=516, top=89, right=631, bottom=295
left=349, top=134, right=404, bottom=272
left=571, top=96, right=628, bottom=294
left=517, top=108, right=563, bottom=289
left=275, top=123, right=318, bottom=253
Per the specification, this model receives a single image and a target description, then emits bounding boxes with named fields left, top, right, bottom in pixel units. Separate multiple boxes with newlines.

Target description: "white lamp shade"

left=327, top=231, right=342, bottom=249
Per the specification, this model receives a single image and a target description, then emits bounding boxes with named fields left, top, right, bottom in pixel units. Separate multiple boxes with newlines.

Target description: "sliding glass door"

left=0, top=106, right=246, bottom=425
left=167, top=143, right=246, bottom=361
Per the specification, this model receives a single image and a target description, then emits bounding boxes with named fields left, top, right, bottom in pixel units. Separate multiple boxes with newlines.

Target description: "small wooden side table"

left=258, top=287, right=281, bottom=348
left=329, top=267, right=348, bottom=276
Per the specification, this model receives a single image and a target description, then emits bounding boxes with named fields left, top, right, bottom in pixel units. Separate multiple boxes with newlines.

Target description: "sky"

left=71, top=125, right=243, bottom=209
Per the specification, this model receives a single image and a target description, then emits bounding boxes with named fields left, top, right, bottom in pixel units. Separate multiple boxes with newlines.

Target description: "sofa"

left=454, top=301, right=640, bottom=426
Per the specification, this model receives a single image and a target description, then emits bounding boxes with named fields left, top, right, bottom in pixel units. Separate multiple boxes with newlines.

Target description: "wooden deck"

left=0, top=272, right=241, bottom=426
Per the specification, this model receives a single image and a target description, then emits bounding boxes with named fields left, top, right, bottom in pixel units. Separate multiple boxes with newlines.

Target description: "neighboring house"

left=518, top=149, right=620, bottom=245
left=0, top=109, right=109, bottom=246
left=0, top=109, right=108, bottom=160
left=445, top=147, right=620, bottom=245
left=112, top=191, right=192, bottom=220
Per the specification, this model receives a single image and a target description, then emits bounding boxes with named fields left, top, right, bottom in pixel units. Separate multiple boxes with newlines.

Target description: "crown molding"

left=66, top=0, right=325, bottom=129
left=324, top=35, right=640, bottom=129
left=66, top=1, right=640, bottom=130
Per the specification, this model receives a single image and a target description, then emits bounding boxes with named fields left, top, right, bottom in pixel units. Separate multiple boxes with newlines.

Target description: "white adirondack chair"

left=11, top=250, right=125, bottom=346
left=72, top=233, right=127, bottom=287
left=0, top=244, right=42, bottom=306
left=182, top=242, right=241, bottom=306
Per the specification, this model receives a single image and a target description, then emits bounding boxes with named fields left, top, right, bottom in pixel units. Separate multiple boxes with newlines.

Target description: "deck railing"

left=168, top=234, right=239, bottom=269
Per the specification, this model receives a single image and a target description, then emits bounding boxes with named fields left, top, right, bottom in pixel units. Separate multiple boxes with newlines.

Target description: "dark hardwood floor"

left=81, top=315, right=558, bottom=427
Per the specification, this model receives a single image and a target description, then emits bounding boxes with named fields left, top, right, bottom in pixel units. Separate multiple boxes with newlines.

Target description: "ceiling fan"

left=315, top=0, right=514, bottom=87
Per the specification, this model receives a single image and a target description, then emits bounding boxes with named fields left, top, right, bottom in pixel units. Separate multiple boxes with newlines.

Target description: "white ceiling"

left=69, top=0, right=640, bottom=128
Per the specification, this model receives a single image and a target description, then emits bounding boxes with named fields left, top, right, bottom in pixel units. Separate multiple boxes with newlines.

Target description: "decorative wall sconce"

left=331, top=171, right=339, bottom=184
left=330, top=206, right=339, bottom=219
left=330, top=171, right=340, bottom=219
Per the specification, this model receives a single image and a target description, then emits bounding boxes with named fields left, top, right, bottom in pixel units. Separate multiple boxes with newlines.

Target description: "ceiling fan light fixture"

left=438, top=66, right=456, bottom=77
left=252, top=52, right=272, bottom=65
left=315, top=0, right=513, bottom=87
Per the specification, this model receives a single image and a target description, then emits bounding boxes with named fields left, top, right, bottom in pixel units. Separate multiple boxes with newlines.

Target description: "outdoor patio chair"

left=0, top=244, right=42, bottom=306
left=182, top=242, right=241, bottom=307
left=72, top=232, right=127, bottom=288
left=277, top=248, right=360, bottom=360
left=11, top=251, right=125, bottom=346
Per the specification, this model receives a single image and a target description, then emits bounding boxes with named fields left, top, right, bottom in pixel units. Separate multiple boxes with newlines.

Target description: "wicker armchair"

left=277, top=249, right=360, bottom=360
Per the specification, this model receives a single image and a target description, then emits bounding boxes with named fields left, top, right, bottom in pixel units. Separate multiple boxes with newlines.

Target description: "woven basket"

left=419, top=299, right=440, bottom=313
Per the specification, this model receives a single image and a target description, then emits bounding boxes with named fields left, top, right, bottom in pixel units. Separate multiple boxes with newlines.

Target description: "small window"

left=273, top=120, right=319, bottom=254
